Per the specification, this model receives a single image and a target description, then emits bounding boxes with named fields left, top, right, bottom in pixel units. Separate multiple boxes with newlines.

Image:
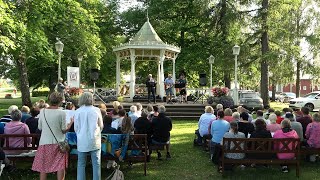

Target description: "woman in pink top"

left=4, top=109, right=31, bottom=154
left=267, top=114, right=281, bottom=133
left=273, top=119, right=299, bottom=173
left=224, top=108, right=234, bottom=122
left=305, top=113, right=320, bottom=161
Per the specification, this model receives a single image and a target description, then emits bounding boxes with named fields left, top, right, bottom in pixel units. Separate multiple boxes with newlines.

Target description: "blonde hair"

left=98, top=103, right=107, bottom=110
left=21, top=106, right=30, bottom=113
left=224, top=108, right=233, bottom=116
left=205, top=106, right=214, bottom=113
left=112, top=101, right=121, bottom=111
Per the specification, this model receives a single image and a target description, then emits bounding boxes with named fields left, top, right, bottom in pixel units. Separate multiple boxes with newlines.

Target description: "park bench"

left=67, top=133, right=148, bottom=176
left=221, top=138, right=300, bottom=177
left=0, top=134, right=40, bottom=164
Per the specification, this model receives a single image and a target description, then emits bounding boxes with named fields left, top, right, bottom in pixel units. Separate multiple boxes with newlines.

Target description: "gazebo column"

left=159, top=50, right=165, bottom=100
left=129, top=49, right=136, bottom=101
left=116, top=53, right=121, bottom=96
left=157, top=60, right=161, bottom=96
left=172, top=57, right=176, bottom=97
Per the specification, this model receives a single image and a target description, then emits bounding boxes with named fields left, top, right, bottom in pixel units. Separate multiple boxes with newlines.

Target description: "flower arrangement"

left=68, top=87, right=83, bottom=96
left=211, top=87, right=229, bottom=97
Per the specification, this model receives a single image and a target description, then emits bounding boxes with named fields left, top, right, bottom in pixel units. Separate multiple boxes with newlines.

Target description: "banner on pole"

left=67, top=67, right=80, bottom=88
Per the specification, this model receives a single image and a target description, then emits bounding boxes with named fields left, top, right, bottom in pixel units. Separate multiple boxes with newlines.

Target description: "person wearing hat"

left=146, top=74, right=156, bottom=103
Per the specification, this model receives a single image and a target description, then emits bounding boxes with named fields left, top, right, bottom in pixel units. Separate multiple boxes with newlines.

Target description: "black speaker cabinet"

left=199, top=73, right=207, bottom=86
left=90, top=69, right=99, bottom=81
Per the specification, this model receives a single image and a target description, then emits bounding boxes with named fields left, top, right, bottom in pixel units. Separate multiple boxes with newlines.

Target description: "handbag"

left=43, top=109, right=70, bottom=153
left=106, top=165, right=124, bottom=180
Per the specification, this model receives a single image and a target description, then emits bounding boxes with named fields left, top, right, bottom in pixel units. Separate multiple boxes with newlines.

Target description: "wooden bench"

left=0, top=134, right=40, bottom=164
left=68, top=133, right=148, bottom=176
left=221, top=138, right=300, bottom=177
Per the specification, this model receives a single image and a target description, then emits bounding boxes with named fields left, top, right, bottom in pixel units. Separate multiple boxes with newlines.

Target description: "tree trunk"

left=224, top=73, right=231, bottom=88
left=180, top=30, right=185, bottom=48
left=296, top=61, right=301, bottom=97
left=16, top=56, right=32, bottom=107
left=271, top=81, right=276, bottom=102
left=260, top=0, right=269, bottom=108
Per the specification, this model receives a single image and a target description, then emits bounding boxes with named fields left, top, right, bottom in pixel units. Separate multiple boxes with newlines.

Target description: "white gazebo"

left=113, top=18, right=181, bottom=101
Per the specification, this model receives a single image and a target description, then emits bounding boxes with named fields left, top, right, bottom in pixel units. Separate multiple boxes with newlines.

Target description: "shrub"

left=211, top=87, right=229, bottom=97
left=69, top=88, right=83, bottom=96
left=32, top=90, right=49, bottom=97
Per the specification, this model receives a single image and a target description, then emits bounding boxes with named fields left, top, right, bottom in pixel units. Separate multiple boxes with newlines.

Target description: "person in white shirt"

left=135, top=103, right=143, bottom=117
left=74, top=92, right=103, bottom=180
left=111, top=109, right=126, bottom=130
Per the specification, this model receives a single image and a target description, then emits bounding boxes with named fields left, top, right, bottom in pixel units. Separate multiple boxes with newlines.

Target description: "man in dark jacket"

left=146, top=74, right=156, bottom=103
left=151, top=105, right=172, bottom=160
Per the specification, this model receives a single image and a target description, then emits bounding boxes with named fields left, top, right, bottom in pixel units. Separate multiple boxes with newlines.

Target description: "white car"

left=289, top=91, right=320, bottom=111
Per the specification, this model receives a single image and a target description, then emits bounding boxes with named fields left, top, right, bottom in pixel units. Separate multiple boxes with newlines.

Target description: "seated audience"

left=214, top=104, right=223, bottom=117
left=120, top=116, right=134, bottom=135
left=4, top=109, right=31, bottom=154
left=111, top=109, right=126, bottom=130
left=238, top=112, right=255, bottom=138
left=232, top=112, right=241, bottom=122
left=134, top=109, right=152, bottom=139
left=135, top=103, right=143, bottom=117
left=102, top=115, right=119, bottom=134
left=219, top=121, right=245, bottom=172
left=285, top=113, right=303, bottom=141
left=25, top=107, right=40, bottom=134
left=197, top=106, right=216, bottom=145
left=264, top=108, right=275, bottom=119
left=224, top=108, right=234, bottom=122
left=128, top=105, right=139, bottom=125
left=109, top=101, right=121, bottom=118
left=275, top=110, right=284, bottom=124
left=146, top=104, right=154, bottom=120
left=0, top=105, right=18, bottom=123
left=98, top=103, right=107, bottom=118
left=296, top=107, right=312, bottom=139
left=294, top=108, right=303, bottom=119
left=273, top=119, right=299, bottom=173
left=267, top=114, right=281, bottom=133
left=305, top=113, right=320, bottom=162
left=21, top=106, right=32, bottom=123
left=149, top=106, right=159, bottom=121
left=151, top=105, right=172, bottom=160
left=252, top=110, right=270, bottom=125
left=210, top=111, right=230, bottom=163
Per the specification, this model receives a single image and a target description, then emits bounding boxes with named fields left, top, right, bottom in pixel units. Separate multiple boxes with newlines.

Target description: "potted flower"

left=207, top=87, right=234, bottom=108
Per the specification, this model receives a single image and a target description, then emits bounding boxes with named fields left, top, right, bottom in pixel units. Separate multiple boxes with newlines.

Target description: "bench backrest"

left=222, top=138, right=300, bottom=154
left=127, top=134, right=148, bottom=152
left=0, top=134, right=40, bottom=150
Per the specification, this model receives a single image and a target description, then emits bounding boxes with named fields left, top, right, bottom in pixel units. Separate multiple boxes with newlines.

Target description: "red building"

left=270, top=77, right=319, bottom=96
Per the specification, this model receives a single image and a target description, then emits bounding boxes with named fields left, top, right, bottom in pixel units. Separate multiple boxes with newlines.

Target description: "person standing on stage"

left=177, top=74, right=187, bottom=103
left=56, top=78, right=66, bottom=103
left=146, top=74, right=156, bottom=103
left=164, top=74, right=174, bottom=103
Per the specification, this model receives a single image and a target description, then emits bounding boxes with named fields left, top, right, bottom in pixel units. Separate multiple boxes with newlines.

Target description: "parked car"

left=268, top=91, right=282, bottom=101
left=239, top=91, right=264, bottom=110
left=279, top=92, right=296, bottom=103
left=289, top=91, right=320, bottom=111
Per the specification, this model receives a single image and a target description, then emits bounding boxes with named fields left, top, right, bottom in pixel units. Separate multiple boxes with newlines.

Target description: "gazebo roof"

left=130, top=19, right=164, bottom=44
left=113, top=19, right=180, bottom=53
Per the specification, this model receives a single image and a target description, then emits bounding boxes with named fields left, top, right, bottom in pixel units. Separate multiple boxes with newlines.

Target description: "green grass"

left=0, top=97, right=47, bottom=117
left=2, top=120, right=320, bottom=180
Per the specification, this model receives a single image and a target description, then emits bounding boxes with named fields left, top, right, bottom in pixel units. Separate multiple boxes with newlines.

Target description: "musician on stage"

left=177, top=74, right=187, bottom=103
left=164, top=74, right=174, bottom=103
left=146, top=74, right=156, bottom=103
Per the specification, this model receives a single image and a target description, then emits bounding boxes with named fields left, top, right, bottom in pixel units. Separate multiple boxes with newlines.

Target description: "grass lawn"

left=0, top=97, right=47, bottom=117
left=2, top=120, right=320, bottom=180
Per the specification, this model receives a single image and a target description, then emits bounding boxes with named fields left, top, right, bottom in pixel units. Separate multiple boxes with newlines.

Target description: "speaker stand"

left=93, top=82, right=108, bottom=104
left=193, top=87, right=207, bottom=104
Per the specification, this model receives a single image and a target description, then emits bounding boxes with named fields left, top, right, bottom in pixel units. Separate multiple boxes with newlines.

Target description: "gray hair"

left=146, top=104, right=153, bottom=112
left=8, top=105, right=18, bottom=114
left=130, top=105, right=137, bottom=112
left=11, top=109, right=22, bottom=121
left=281, top=119, right=291, bottom=129
left=232, top=112, right=240, bottom=119
left=313, top=113, right=320, bottom=122
left=216, top=104, right=223, bottom=110
left=79, top=92, right=94, bottom=106
left=135, top=103, right=142, bottom=111
left=268, top=113, right=277, bottom=123
left=49, top=92, right=63, bottom=106
left=141, top=109, right=148, bottom=118
left=158, top=105, right=166, bottom=113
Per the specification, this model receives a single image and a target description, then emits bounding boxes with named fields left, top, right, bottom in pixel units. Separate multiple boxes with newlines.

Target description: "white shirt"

left=64, top=109, right=75, bottom=124
left=74, top=105, right=103, bottom=152
left=111, top=117, right=124, bottom=129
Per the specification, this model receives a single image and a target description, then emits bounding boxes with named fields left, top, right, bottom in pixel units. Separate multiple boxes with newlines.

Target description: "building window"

left=303, top=86, right=307, bottom=90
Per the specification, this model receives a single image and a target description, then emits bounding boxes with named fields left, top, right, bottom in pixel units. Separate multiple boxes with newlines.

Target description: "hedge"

left=32, top=91, right=49, bottom=97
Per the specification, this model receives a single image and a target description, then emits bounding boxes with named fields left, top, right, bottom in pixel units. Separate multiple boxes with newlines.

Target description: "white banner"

left=67, top=67, right=80, bottom=88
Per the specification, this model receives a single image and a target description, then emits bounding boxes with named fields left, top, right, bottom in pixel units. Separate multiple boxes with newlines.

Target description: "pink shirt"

left=4, top=121, right=31, bottom=148
left=273, top=129, right=299, bottom=159
left=267, top=123, right=281, bottom=133
left=305, top=122, right=320, bottom=148
left=224, top=116, right=234, bottom=123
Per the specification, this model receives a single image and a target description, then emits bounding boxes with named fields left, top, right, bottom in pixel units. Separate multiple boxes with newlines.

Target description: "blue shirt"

left=164, top=78, right=174, bottom=86
left=211, top=119, right=230, bottom=143
left=198, top=113, right=216, bottom=137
